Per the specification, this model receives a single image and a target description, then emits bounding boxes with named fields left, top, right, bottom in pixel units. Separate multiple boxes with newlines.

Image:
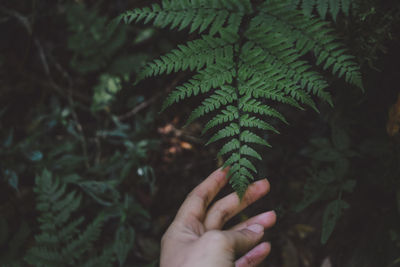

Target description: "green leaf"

left=321, top=199, right=349, bottom=244
left=331, top=125, right=350, bottom=151
left=4, top=170, right=18, bottom=191
left=329, top=0, right=340, bottom=21
left=114, top=225, right=135, bottom=266
left=3, top=128, right=13, bottom=148
left=122, top=0, right=363, bottom=196
left=317, top=0, right=329, bottom=19
left=26, top=151, right=43, bottom=162
left=342, top=179, right=356, bottom=193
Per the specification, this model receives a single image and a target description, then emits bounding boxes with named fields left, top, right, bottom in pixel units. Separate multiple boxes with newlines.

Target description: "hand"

left=160, top=168, right=276, bottom=267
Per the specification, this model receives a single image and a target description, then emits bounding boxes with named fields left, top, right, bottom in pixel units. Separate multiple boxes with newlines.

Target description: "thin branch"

left=118, top=73, right=186, bottom=121
left=0, top=7, right=32, bottom=34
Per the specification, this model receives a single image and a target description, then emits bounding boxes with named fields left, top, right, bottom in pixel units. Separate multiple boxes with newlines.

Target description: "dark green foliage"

left=1, top=0, right=400, bottom=265
left=119, top=0, right=362, bottom=197
left=296, top=120, right=356, bottom=243
left=292, top=0, right=354, bottom=20
left=67, top=4, right=127, bottom=74
left=0, top=219, right=30, bottom=266
left=25, top=170, right=111, bottom=266
left=0, top=2, right=159, bottom=266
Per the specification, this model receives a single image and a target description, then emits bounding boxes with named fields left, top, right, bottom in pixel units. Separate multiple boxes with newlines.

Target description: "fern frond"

left=240, top=114, right=279, bottom=134
left=186, top=85, right=237, bottom=125
left=122, top=0, right=363, bottom=197
left=202, top=105, right=238, bottom=134
left=83, top=246, right=114, bottom=267
left=206, top=122, right=240, bottom=145
left=218, top=138, right=240, bottom=156
left=137, top=34, right=237, bottom=82
left=243, top=28, right=332, bottom=103
left=119, top=0, right=252, bottom=34
left=25, top=170, right=110, bottom=266
left=162, top=58, right=235, bottom=111
left=256, top=1, right=363, bottom=89
left=291, top=0, right=353, bottom=20
left=62, top=214, right=105, bottom=261
left=240, top=145, right=262, bottom=160
left=239, top=97, right=288, bottom=124
left=240, top=130, right=271, bottom=147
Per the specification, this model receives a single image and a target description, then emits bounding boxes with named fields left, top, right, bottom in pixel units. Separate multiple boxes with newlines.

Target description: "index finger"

left=175, top=167, right=229, bottom=222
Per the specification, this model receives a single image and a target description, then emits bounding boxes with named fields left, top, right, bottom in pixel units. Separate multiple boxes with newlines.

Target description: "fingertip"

left=250, top=242, right=271, bottom=260
left=252, top=178, right=270, bottom=196
left=210, top=167, right=229, bottom=187
left=256, top=210, right=277, bottom=229
left=235, top=242, right=271, bottom=267
left=258, top=242, right=271, bottom=254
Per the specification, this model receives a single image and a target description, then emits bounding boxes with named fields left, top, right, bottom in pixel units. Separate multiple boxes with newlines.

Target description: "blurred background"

left=0, top=0, right=400, bottom=266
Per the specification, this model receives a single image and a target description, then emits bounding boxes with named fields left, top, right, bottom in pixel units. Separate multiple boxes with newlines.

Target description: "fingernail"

left=247, top=224, right=264, bottom=233
left=261, top=210, right=276, bottom=220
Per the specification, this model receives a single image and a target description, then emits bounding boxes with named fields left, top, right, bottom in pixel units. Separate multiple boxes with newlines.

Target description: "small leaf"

left=134, top=28, right=156, bottom=44
left=321, top=199, right=349, bottom=244
left=331, top=126, right=350, bottom=151
left=27, top=151, right=43, bottom=162
left=310, top=148, right=341, bottom=162
left=114, top=225, right=135, bottom=267
left=342, top=179, right=356, bottom=193
left=78, top=180, right=120, bottom=206
left=3, top=128, right=13, bottom=148
left=4, top=169, right=18, bottom=191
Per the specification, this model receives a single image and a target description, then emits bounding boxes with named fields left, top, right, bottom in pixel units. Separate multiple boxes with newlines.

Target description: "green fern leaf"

left=321, top=199, right=349, bottom=244
left=218, top=138, right=240, bottom=156
left=329, top=0, right=340, bottom=21
left=240, top=130, right=270, bottom=147
left=240, top=145, right=262, bottom=160
left=120, top=0, right=363, bottom=197
left=202, top=105, right=239, bottom=135
left=294, top=0, right=353, bottom=20
left=302, top=0, right=315, bottom=16
left=25, top=170, right=112, bottom=266
left=206, top=123, right=240, bottom=145
left=317, top=0, right=329, bottom=19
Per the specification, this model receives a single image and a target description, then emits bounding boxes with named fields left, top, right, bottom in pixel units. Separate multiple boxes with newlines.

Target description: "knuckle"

left=189, top=189, right=209, bottom=208
left=244, top=254, right=257, bottom=266
left=243, top=191, right=256, bottom=206
left=203, top=230, right=228, bottom=245
left=214, top=205, right=231, bottom=226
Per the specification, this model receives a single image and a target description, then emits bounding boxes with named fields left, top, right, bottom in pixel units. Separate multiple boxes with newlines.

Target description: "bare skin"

left=160, top=168, right=277, bottom=267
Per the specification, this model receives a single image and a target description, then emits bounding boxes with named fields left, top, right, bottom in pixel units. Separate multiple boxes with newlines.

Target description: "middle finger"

left=204, top=179, right=270, bottom=230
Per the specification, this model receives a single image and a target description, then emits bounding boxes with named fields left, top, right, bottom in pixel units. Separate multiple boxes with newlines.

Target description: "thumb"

left=224, top=224, right=264, bottom=256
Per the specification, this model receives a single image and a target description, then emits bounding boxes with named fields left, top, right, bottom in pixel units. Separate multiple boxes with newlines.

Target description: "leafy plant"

left=0, top=2, right=160, bottom=265
left=0, top=218, right=31, bottom=266
left=25, top=170, right=112, bottom=267
left=119, top=0, right=363, bottom=197
left=292, top=0, right=355, bottom=20
left=296, top=119, right=357, bottom=243
left=67, top=3, right=127, bottom=74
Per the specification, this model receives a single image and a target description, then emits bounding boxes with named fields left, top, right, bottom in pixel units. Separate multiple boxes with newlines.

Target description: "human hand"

left=160, top=168, right=276, bottom=267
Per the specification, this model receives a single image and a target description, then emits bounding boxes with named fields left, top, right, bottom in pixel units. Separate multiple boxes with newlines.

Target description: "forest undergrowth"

left=0, top=0, right=400, bottom=266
